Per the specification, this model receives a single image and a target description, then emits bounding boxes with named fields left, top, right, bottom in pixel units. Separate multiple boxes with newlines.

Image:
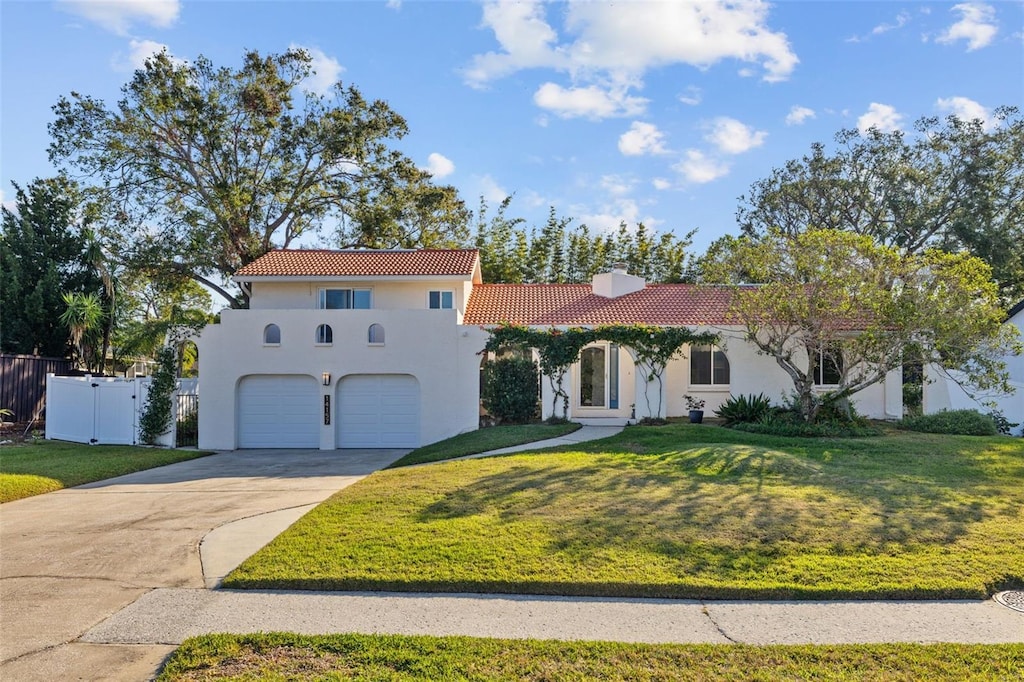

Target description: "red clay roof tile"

left=235, top=249, right=480, bottom=278
left=464, top=283, right=736, bottom=326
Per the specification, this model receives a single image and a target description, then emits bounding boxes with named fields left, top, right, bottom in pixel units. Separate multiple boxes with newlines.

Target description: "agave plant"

left=714, top=393, right=773, bottom=426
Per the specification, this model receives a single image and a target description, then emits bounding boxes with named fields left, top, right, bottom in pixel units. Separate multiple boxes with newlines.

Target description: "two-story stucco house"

left=197, top=248, right=903, bottom=450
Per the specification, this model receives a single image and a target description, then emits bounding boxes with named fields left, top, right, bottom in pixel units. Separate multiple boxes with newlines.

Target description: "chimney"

left=592, top=264, right=646, bottom=298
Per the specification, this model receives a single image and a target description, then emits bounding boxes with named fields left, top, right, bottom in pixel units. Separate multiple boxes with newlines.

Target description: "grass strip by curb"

left=157, top=633, right=1024, bottom=681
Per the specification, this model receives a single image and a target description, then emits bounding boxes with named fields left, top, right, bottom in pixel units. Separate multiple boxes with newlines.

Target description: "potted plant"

left=684, top=395, right=705, bottom=424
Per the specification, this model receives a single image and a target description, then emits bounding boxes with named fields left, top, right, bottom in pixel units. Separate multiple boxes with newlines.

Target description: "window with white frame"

left=689, top=344, right=730, bottom=385
left=812, top=344, right=844, bottom=386
left=428, top=290, right=454, bottom=309
left=319, top=288, right=371, bottom=309
left=263, top=324, right=281, bottom=345
left=315, top=324, right=333, bottom=345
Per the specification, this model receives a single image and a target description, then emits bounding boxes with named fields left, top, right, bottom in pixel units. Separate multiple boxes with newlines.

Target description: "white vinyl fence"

left=45, top=375, right=199, bottom=446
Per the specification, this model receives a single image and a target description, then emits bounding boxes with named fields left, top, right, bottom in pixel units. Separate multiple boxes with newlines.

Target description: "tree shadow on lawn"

left=415, top=442, right=1015, bottom=566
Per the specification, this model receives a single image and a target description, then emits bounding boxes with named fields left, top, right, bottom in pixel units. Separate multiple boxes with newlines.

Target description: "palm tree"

left=59, top=291, right=103, bottom=371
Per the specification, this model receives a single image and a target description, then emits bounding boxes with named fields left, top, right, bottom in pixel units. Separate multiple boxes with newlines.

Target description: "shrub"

left=902, top=382, right=923, bottom=415
left=732, top=420, right=881, bottom=438
left=714, top=393, right=773, bottom=425
left=898, top=410, right=997, bottom=436
left=481, top=356, right=540, bottom=424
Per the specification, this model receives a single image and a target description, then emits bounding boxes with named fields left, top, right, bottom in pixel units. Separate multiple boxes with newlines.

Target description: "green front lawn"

left=158, top=633, right=1024, bottom=681
left=224, top=424, right=1024, bottom=599
left=388, top=422, right=581, bottom=467
left=0, top=440, right=211, bottom=503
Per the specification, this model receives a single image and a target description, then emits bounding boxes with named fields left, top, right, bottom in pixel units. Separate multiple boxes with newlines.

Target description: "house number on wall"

left=324, top=395, right=331, bottom=425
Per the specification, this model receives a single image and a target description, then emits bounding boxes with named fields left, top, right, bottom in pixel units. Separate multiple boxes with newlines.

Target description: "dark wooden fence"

left=0, top=354, right=73, bottom=422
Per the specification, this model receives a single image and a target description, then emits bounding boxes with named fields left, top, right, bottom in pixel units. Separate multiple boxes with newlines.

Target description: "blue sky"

left=2, top=0, right=1022, bottom=254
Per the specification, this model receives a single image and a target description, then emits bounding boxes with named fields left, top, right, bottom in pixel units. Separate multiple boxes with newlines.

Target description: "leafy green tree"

left=0, top=176, right=103, bottom=357
left=736, top=107, right=1024, bottom=304
left=704, top=229, right=1020, bottom=422
left=49, top=49, right=469, bottom=307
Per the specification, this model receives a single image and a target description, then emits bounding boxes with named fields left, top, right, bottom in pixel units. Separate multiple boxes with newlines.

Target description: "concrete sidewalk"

left=83, top=589, right=1023, bottom=647
left=450, top=424, right=624, bottom=460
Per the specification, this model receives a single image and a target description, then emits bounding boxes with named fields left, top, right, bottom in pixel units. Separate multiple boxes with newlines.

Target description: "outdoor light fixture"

left=322, top=372, right=331, bottom=386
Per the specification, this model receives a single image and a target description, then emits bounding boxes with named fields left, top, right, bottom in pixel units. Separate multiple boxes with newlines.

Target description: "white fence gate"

left=45, top=375, right=199, bottom=446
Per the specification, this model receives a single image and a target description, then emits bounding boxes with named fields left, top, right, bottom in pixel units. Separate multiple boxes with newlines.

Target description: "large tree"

left=0, top=176, right=104, bottom=357
left=49, top=49, right=469, bottom=307
left=735, top=107, right=1024, bottom=304
left=704, top=229, right=1020, bottom=422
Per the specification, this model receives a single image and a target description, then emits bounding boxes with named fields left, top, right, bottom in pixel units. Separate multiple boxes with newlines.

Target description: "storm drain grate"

left=993, top=591, right=1024, bottom=613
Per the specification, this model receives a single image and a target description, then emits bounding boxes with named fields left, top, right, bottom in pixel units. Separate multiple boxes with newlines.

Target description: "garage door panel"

left=338, top=374, right=419, bottom=448
left=238, top=375, right=319, bottom=448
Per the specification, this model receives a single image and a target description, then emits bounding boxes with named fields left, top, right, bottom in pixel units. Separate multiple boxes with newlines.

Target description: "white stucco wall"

left=922, top=312, right=1024, bottom=435
left=198, top=307, right=488, bottom=450
left=248, top=278, right=472, bottom=321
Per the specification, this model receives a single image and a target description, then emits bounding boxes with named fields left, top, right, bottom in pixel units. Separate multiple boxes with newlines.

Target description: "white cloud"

left=423, top=152, right=456, bottom=179
left=465, top=0, right=798, bottom=115
left=857, top=102, right=903, bottom=134
left=937, top=3, right=998, bottom=51
left=600, top=174, right=635, bottom=197
left=848, top=11, right=911, bottom=42
left=464, top=0, right=565, bottom=87
left=652, top=178, right=672, bottom=191
left=936, top=96, right=993, bottom=129
left=533, top=82, right=647, bottom=119
left=111, top=38, right=172, bottom=72
left=290, top=44, right=344, bottom=96
left=0, top=189, right=16, bottom=215
left=704, top=117, right=766, bottom=154
left=386, top=0, right=402, bottom=9
left=576, top=198, right=656, bottom=232
left=674, top=149, right=730, bottom=184
left=785, top=105, right=816, bottom=126
left=678, top=86, right=702, bottom=106
left=618, top=121, right=668, bottom=156
left=58, top=0, right=180, bottom=36
left=477, top=174, right=509, bottom=203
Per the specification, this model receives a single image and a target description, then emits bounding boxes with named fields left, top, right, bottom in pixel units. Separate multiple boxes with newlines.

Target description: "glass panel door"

left=579, top=346, right=606, bottom=407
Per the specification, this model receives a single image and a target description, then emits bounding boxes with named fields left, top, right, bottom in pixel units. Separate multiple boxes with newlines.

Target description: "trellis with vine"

left=483, top=324, right=719, bottom=419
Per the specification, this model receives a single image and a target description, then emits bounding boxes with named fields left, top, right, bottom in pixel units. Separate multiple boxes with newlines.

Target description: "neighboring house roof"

left=464, top=283, right=735, bottom=326
left=234, top=249, right=481, bottom=281
left=1008, top=298, right=1024, bottom=321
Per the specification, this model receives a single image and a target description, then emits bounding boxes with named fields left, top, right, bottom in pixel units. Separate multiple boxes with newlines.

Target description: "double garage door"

left=237, top=374, right=419, bottom=449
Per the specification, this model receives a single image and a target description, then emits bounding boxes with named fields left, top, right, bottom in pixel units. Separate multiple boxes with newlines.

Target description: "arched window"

left=368, top=323, right=385, bottom=344
left=315, top=324, right=333, bottom=344
left=263, top=324, right=281, bottom=345
left=690, top=344, right=729, bottom=385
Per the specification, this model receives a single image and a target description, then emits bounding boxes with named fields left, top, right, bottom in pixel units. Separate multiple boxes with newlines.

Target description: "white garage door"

left=337, top=374, right=420, bottom=448
left=237, top=375, right=319, bottom=448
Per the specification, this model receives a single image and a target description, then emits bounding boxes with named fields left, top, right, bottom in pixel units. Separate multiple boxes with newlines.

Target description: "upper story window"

left=813, top=345, right=844, bottom=386
left=315, top=324, right=333, bottom=345
left=690, top=344, right=730, bottom=385
left=319, top=288, right=371, bottom=310
left=263, top=324, right=281, bottom=345
left=428, top=290, right=454, bottom=309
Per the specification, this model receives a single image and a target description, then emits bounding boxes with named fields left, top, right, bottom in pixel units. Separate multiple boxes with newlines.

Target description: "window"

left=315, top=324, right=333, bottom=345
left=368, top=323, right=385, bottom=344
left=263, top=324, right=281, bottom=345
left=578, top=344, right=619, bottom=409
left=813, top=345, right=844, bottom=385
left=690, top=344, right=729, bottom=385
left=319, top=288, right=371, bottom=309
left=428, top=290, right=454, bottom=309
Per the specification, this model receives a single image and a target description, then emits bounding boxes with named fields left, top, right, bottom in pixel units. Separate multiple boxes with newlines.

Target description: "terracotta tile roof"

left=464, top=283, right=736, bottom=326
left=235, top=249, right=480, bottom=279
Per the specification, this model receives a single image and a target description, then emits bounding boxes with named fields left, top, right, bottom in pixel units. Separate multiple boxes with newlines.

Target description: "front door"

left=578, top=344, right=619, bottom=410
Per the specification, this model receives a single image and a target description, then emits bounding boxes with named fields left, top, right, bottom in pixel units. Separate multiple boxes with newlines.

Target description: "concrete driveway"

left=0, top=448, right=404, bottom=681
